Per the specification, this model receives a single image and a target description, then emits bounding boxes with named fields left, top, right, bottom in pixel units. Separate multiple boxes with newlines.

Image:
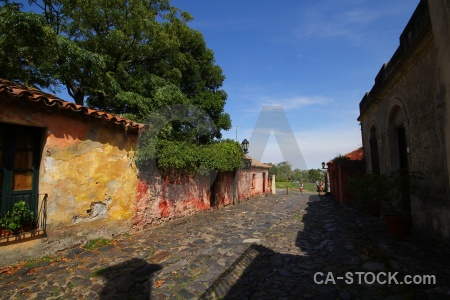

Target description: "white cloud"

left=258, top=126, right=362, bottom=170
left=260, top=96, right=332, bottom=110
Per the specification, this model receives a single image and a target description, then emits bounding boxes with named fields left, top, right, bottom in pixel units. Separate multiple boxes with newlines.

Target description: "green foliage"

left=308, top=169, right=323, bottom=183
left=332, top=154, right=350, bottom=165
left=137, top=138, right=243, bottom=174
left=275, top=181, right=315, bottom=192
left=83, top=237, right=112, bottom=250
left=0, top=3, right=58, bottom=87
left=0, top=200, right=35, bottom=233
left=0, top=0, right=231, bottom=141
left=90, top=267, right=107, bottom=278
left=347, top=173, right=389, bottom=207
left=348, top=171, right=422, bottom=216
left=270, top=161, right=321, bottom=183
left=270, top=161, right=294, bottom=182
left=0, top=0, right=236, bottom=170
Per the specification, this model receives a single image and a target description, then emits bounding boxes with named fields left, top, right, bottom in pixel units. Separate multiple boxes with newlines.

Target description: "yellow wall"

left=0, top=101, right=139, bottom=234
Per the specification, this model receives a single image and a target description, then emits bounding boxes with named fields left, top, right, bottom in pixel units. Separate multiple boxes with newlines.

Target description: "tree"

left=0, top=0, right=238, bottom=172
left=308, top=169, right=324, bottom=183
left=0, top=0, right=231, bottom=140
left=292, top=168, right=304, bottom=182
left=269, top=161, right=293, bottom=182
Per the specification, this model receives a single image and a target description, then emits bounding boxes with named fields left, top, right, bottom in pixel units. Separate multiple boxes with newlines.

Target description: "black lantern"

left=241, top=139, right=249, bottom=154
left=321, top=162, right=327, bottom=169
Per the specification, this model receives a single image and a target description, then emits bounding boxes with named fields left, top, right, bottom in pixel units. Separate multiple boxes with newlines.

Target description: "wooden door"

left=0, top=123, right=41, bottom=215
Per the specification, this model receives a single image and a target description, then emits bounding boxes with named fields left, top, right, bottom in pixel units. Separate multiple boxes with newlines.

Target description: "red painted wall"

left=134, top=173, right=211, bottom=229
left=328, top=160, right=365, bottom=205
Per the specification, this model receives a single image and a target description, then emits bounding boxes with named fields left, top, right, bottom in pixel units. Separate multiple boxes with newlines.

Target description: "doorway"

left=0, top=123, right=42, bottom=216
left=262, top=172, right=266, bottom=193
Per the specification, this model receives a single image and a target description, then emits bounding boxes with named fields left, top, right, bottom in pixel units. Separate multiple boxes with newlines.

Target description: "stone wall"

left=134, top=172, right=211, bottom=229
left=0, top=101, right=140, bottom=265
left=236, top=169, right=252, bottom=201
left=250, top=168, right=270, bottom=198
left=358, top=0, right=450, bottom=238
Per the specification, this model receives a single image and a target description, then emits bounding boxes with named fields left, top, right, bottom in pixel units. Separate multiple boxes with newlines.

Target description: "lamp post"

left=241, top=139, right=249, bottom=154
left=321, top=162, right=330, bottom=194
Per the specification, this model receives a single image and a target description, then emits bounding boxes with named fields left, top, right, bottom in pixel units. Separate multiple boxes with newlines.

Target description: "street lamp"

left=321, top=161, right=330, bottom=194
left=241, top=139, right=249, bottom=154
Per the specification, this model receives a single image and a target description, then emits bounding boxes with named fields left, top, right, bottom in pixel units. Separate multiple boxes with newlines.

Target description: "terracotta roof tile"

left=244, top=154, right=272, bottom=169
left=0, top=78, right=143, bottom=131
left=327, top=147, right=364, bottom=164
left=344, top=147, right=364, bottom=161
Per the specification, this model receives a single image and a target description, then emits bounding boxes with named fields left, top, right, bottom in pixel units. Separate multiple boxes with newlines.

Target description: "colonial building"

left=358, top=0, right=450, bottom=238
left=327, top=148, right=365, bottom=206
left=0, top=78, right=272, bottom=266
left=0, top=78, right=142, bottom=265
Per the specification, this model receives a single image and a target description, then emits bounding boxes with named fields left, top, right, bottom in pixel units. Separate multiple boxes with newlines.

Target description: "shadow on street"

left=96, top=257, right=162, bottom=299
left=200, top=193, right=436, bottom=299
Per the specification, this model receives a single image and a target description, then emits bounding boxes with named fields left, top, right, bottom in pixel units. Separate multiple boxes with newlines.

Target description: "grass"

left=25, top=255, right=54, bottom=267
left=83, top=237, right=112, bottom=250
left=275, top=181, right=316, bottom=192
left=90, top=267, right=107, bottom=277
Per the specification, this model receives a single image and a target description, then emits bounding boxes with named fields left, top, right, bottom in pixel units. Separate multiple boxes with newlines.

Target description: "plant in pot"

left=380, top=170, right=422, bottom=237
left=347, top=173, right=388, bottom=216
left=0, top=214, right=9, bottom=238
left=2, top=200, right=35, bottom=235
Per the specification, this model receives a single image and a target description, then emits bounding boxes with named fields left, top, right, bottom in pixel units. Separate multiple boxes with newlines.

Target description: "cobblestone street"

left=1, top=192, right=449, bottom=299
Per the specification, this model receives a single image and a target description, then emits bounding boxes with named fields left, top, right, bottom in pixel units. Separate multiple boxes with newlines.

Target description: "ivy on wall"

left=136, top=138, right=243, bottom=175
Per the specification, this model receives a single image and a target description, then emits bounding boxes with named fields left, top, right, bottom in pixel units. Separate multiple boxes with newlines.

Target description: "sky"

left=170, top=0, right=421, bottom=170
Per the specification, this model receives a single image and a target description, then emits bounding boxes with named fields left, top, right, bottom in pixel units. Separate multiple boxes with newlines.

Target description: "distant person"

left=314, top=180, right=320, bottom=195
left=299, top=182, right=304, bottom=195
left=319, top=181, right=325, bottom=196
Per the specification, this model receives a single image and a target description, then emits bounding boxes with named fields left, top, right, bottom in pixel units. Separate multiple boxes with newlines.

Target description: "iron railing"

left=0, top=193, right=48, bottom=242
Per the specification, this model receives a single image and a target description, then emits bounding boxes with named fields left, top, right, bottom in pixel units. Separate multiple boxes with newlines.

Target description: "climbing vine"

left=136, top=138, right=243, bottom=175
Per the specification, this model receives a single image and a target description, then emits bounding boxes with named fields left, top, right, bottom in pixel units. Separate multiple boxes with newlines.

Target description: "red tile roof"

left=344, top=147, right=364, bottom=161
left=244, top=154, right=272, bottom=169
left=0, top=78, right=143, bottom=132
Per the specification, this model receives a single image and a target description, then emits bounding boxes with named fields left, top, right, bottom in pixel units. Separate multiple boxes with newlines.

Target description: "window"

left=251, top=173, right=256, bottom=189
left=0, top=123, right=42, bottom=215
left=369, top=126, right=380, bottom=174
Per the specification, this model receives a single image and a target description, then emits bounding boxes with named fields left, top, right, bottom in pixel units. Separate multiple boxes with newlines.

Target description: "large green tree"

left=0, top=0, right=230, bottom=137
left=0, top=0, right=239, bottom=172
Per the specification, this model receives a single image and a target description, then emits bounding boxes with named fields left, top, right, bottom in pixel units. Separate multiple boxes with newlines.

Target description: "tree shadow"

left=200, top=194, right=407, bottom=299
left=95, top=258, right=162, bottom=299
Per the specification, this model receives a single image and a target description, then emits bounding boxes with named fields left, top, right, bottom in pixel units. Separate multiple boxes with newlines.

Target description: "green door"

left=0, top=123, right=41, bottom=216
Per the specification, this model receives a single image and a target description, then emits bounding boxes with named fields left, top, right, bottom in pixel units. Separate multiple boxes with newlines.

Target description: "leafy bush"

left=1, top=200, right=35, bottom=233
left=137, top=138, right=243, bottom=175
left=348, top=171, right=422, bottom=216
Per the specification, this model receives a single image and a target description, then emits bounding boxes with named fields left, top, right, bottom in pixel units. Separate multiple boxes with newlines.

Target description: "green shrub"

left=1, top=200, right=35, bottom=233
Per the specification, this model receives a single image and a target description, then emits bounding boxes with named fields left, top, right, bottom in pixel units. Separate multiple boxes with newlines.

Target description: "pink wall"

left=213, top=171, right=235, bottom=207
left=250, top=168, right=270, bottom=197
left=133, top=167, right=271, bottom=229
left=134, top=173, right=211, bottom=229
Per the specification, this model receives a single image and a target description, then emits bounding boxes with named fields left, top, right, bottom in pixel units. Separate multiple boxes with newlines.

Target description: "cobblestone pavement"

left=1, top=192, right=449, bottom=299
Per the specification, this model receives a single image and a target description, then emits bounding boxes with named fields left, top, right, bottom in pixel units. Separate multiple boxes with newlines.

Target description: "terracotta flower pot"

left=383, top=215, right=412, bottom=237
left=0, top=228, right=11, bottom=238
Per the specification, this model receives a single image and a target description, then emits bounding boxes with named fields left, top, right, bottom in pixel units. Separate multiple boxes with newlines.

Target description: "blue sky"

left=171, top=0, right=420, bottom=169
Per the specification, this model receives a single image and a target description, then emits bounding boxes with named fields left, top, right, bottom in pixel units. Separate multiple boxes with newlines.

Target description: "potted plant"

left=347, top=173, right=388, bottom=216
left=380, top=171, right=422, bottom=237
left=2, top=200, right=36, bottom=235
left=0, top=214, right=10, bottom=238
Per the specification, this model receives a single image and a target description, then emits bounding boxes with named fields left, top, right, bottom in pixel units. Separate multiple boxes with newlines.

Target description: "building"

left=327, top=148, right=365, bottom=205
left=0, top=78, right=272, bottom=265
left=0, top=78, right=142, bottom=265
left=357, top=0, right=450, bottom=238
